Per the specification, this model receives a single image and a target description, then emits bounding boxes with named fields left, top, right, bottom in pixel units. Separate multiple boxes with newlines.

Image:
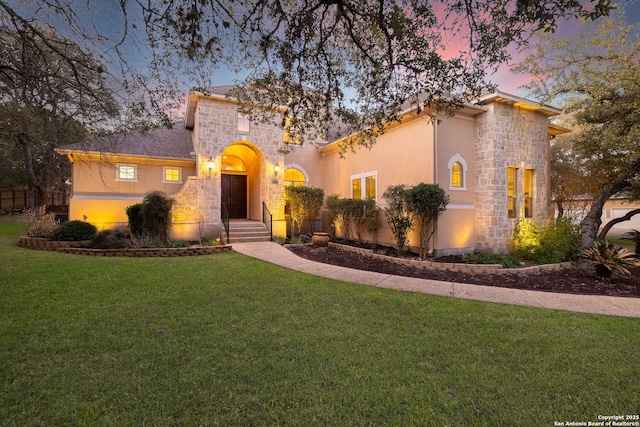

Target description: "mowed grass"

left=1, top=220, right=638, bottom=426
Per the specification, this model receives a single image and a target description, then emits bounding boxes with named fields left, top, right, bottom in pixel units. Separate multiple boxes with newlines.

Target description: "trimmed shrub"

left=52, top=220, right=97, bottom=241
left=125, top=203, right=144, bottom=236
left=536, top=217, right=581, bottom=263
left=140, top=191, right=174, bottom=240
left=352, top=199, right=377, bottom=245
left=404, top=183, right=449, bottom=260
left=511, top=217, right=581, bottom=264
left=382, top=184, right=412, bottom=253
left=91, top=229, right=128, bottom=249
left=327, top=195, right=351, bottom=240
left=126, top=192, right=173, bottom=240
left=326, top=196, right=378, bottom=243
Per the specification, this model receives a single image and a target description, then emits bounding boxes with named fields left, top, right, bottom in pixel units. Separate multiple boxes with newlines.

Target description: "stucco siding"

left=318, top=116, right=435, bottom=202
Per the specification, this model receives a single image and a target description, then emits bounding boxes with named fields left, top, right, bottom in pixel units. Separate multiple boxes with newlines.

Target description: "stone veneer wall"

left=171, top=96, right=286, bottom=238
left=474, top=102, right=550, bottom=253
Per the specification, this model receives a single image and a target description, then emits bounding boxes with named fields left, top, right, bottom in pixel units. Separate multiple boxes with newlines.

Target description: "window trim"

left=447, top=154, right=467, bottom=191
left=350, top=170, right=378, bottom=201
left=115, top=163, right=138, bottom=182
left=162, top=166, right=183, bottom=184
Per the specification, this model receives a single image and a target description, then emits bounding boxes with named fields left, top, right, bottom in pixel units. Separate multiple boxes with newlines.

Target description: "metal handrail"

left=221, top=202, right=230, bottom=243
left=262, top=202, right=273, bottom=241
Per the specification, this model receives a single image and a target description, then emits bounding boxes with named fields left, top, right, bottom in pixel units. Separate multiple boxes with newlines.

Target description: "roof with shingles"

left=59, top=124, right=194, bottom=160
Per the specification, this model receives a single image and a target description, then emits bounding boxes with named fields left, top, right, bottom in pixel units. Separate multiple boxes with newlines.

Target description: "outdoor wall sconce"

left=206, top=157, right=216, bottom=176
left=274, top=162, right=281, bottom=178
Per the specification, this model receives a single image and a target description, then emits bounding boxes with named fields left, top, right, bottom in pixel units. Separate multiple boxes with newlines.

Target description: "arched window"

left=448, top=154, right=468, bottom=191
left=221, top=155, right=247, bottom=172
left=284, top=167, right=306, bottom=187
left=451, top=162, right=463, bottom=188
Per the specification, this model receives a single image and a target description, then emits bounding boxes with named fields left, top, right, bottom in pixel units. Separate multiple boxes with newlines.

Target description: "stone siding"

left=474, top=103, right=550, bottom=253
left=171, top=97, right=286, bottom=239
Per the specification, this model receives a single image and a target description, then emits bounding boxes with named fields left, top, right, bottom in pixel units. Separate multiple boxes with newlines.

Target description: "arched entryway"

left=220, top=143, right=264, bottom=221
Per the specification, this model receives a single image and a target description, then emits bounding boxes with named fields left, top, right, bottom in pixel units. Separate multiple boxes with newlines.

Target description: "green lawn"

left=1, top=220, right=638, bottom=426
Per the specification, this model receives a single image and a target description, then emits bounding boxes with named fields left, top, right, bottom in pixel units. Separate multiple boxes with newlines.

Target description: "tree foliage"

left=285, top=186, right=324, bottom=237
left=1, top=0, right=612, bottom=154
left=0, top=25, right=119, bottom=210
left=404, top=183, right=449, bottom=260
left=515, top=12, right=640, bottom=246
left=145, top=0, right=612, bottom=153
left=549, top=130, right=601, bottom=219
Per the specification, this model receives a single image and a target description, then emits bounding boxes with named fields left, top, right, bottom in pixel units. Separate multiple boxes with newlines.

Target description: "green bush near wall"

left=512, top=217, right=581, bottom=264
left=52, top=220, right=97, bottom=241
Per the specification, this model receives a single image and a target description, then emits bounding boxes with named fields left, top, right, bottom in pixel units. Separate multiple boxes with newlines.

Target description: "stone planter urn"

left=311, top=232, right=330, bottom=247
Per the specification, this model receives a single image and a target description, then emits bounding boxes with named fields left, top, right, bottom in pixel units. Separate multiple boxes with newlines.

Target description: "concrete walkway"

left=232, top=242, right=640, bottom=318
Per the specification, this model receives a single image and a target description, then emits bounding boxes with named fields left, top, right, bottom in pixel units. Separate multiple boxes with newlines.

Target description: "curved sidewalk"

left=232, top=242, right=640, bottom=318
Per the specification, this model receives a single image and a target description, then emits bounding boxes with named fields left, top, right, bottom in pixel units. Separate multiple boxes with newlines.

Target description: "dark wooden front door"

left=221, top=174, right=247, bottom=219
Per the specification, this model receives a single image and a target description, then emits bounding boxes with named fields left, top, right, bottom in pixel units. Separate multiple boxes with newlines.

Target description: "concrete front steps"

left=225, top=220, right=272, bottom=243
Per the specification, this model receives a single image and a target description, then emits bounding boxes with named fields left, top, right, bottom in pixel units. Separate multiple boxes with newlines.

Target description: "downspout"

left=432, top=116, right=438, bottom=256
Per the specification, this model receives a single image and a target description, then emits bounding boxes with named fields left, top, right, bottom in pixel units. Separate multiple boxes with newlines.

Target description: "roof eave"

left=475, top=91, right=562, bottom=116
left=56, top=148, right=196, bottom=163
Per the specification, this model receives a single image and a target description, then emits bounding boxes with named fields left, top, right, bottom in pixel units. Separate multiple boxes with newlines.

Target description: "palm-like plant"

left=621, top=229, right=640, bottom=256
left=581, top=240, right=640, bottom=279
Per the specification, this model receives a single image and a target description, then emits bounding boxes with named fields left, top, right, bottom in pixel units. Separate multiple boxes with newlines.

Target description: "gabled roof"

left=57, top=124, right=195, bottom=161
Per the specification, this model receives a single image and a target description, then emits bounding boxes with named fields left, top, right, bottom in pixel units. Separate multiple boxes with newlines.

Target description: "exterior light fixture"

left=206, top=157, right=216, bottom=176
left=274, top=162, right=281, bottom=178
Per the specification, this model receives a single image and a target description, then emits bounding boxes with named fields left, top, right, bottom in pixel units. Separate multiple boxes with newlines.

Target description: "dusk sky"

left=194, top=0, right=640, bottom=99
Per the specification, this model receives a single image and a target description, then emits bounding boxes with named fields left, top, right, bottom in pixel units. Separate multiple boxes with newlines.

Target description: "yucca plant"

left=621, top=229, right=640, bottom=256
left=581, top=240, right=640, bottom=279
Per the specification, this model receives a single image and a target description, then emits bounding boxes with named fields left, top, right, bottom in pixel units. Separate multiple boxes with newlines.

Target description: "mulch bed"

left=287, top=244, right=640, bottom=298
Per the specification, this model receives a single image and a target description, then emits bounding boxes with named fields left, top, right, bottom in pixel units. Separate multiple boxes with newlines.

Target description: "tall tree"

left=550, top=130, right=600, bottom=219
left=515, top=12, right=640, bottom=246
left=2, top=0, right=613, bottom=153
left=0, top=25, right=120, bottom=210
left=142, top=0, right=614, bottom=152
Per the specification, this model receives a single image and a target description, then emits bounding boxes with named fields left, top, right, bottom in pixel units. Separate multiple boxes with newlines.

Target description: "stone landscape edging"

left=18, top=236, right=232, bottom=257
left=329, top=242, right=573, bottom=275
left=57, top=245, right=232, bottom=257
left=18, top=236, right=92, bottom=251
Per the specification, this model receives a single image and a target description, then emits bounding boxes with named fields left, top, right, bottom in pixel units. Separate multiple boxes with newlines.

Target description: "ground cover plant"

left=1, top=218, right=638, bottom=425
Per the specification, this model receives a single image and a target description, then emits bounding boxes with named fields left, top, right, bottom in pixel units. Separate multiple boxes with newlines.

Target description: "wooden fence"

left=0, top=189, right=68, bottom=212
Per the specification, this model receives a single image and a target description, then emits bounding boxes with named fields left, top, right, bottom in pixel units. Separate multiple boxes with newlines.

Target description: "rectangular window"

left=352, top=178, right=362, bottom=200
left=116, top=164, right=137, bottom=181
left=524, top=169, right=534, bottom=218
left=507, top=166, right=517, bottom=218
left=163, top=167, right=182, bottom=183
left=351, top=171, right=378, bottom=201
left=237, top=113, right=250, bottom=133
left=365, top=175, right=376, bottom=200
